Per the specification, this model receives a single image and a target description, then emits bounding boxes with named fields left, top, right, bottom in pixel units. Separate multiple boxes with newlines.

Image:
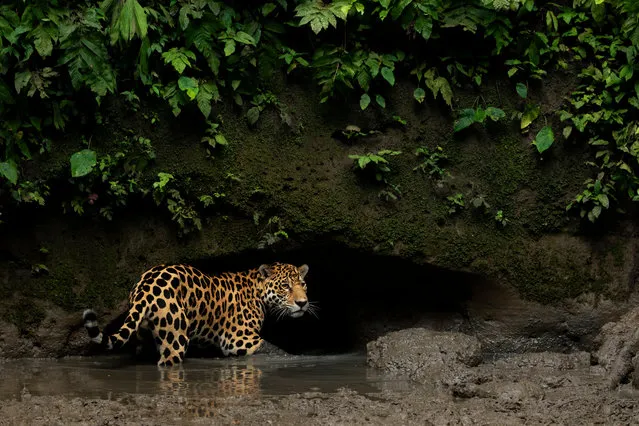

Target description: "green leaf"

left=360, top=93, right=371, bottom=110
left=161, top=48, right=195, bottom=74
left=413, top=87, right=426, bottom=103
left=247, top=106, right=260, bottom=124
left=533, top=126, right=554, bottom=154
left=592, top=205, right=602, bottom=219
left=381, top=67, right=395, bottom=86
left=474, top=107, right=486, bottom=123
left=521, top=104, right=540, bottom=129
left=376, top=94, right=386, bottom=108
left=516, top=82, right=527, bottom=99
left=224, top=40, right=236, bottom=56
left=70, top=149, right=97, bottom=178
left=132, top=0, right=148, bottom=38
left=454, top=109, right=476, bottom=132
left=485, top=107, right=505, bottom=121
left=232, top=80, right=241, bottom=91
left=214, top=134, right=228, bottom=146
left=116, top=0, right=148, bottom=42
left=0, top=161, right=18, bottom=185
left=196, top=82, right=219, bottom=118
left=178, top=76, right=199, bottom=100
left=234, top=31, right=256, bottom=46
left=597, top=193, right=609, bottom=209
left=358, top=157, right=370, bottom=169
left=262, top=3, right=277, bottom=16
left=563, top=126, right=572, bottom=139
left=414, top=15, right=432, bottom=40
left=14, top=71, right=31, bottom=94
left=436, top=78, right=453, bottom=107
left=32, top=25, right=54, bottom=58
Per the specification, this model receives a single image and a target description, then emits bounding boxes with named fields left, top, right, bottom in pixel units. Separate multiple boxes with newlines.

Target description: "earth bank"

left=0, top=75, right=638, bottom=359
left=1, top=324, right=639, bottom=425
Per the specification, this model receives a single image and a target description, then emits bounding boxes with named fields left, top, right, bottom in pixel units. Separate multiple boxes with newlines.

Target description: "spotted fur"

left=83, top=262, right=311, bottom=366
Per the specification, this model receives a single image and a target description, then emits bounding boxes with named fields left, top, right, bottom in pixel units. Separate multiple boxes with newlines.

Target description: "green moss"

left=2, top=298, right=46, bottom=335
left=0, top=77, right=616, bottom=313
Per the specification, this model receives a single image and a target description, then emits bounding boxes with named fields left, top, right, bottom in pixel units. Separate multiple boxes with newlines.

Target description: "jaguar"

left=83, top=262, right=312, bottom=366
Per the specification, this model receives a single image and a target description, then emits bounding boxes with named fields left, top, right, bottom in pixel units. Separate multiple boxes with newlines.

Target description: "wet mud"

left=1, top=348, right=638, bottom=425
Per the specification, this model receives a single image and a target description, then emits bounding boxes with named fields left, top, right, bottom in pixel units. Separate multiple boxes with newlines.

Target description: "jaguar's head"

left=259, top=262, right=312, bottom=319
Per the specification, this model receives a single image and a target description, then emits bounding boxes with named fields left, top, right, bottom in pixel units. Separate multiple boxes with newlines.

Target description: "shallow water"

left=0, top=353, right=418, bottom=400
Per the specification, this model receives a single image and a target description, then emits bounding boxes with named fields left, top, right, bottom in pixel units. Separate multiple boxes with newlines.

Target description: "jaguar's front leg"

left=221, top=332, right=288, bottom=356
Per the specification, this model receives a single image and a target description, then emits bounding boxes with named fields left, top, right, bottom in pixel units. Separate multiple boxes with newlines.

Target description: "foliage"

left=152, top=172, right=202, bottom=235
left=70, top=149, right=98, bottom=178
left=566, top=172, right=615, bottom=223
left=201, top=119, right=228, bottom=156
left=256, top=215, right=289, bottom=249
left=0, top=0, right=639, bottom=226
left=532, top=126, right=554, bottom=154
left=494, top=209, right=509, bottom=226
left=447, top=193, right=465, bottom=214
left=454, top=106, right=506, bottom=132
left=349, top=149, right=402, bottom=201
left=414, top=146, right=448, bottom=178
left=349, top=150, right=402, bottom=182
left=62, top=135, right=155, bottom=220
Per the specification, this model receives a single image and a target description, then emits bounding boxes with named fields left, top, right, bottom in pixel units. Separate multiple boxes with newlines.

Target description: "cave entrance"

left=193, top=242, right=478, bottom=356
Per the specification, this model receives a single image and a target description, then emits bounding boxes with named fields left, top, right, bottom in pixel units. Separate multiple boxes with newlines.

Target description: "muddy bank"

left=1, top=351, right=638, bottom=425
left=3, top=324, right=639, bottom=424
left=1, top=75, right=639, bottom=358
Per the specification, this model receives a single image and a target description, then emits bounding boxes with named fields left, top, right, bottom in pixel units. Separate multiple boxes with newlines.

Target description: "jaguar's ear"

left=298, top=264, right=309, bottom=279
left=259, top=264, right=273, bottom=278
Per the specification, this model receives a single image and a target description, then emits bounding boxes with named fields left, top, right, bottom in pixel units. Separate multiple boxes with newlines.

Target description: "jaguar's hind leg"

left=150, top=311, right=190, bottom=366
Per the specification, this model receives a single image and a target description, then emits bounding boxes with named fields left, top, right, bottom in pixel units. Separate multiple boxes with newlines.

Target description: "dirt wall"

left=0, top=75, right=637, bottom=357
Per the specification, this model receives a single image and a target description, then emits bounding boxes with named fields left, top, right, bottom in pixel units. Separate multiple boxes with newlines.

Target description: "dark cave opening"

left=188, top=242, right=479, bottom=356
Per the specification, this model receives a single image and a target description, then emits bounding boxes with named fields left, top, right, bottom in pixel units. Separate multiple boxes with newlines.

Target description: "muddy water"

left=2, top=352, right=639, bottom=424
left=0, top=353, right=417, bottom=400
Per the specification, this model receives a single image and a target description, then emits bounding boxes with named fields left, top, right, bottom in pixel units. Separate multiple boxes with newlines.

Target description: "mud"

left=1, top=347, right=639, bottom=425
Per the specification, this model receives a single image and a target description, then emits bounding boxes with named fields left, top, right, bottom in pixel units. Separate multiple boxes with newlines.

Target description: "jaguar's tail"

left=83, top=309, right=104, bottom=345
left=83, top=304, right=146, bottom=350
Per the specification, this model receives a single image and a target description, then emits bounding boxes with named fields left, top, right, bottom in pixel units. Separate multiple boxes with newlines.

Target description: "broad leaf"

left=516, top=82, right=527, bottom=98
left=485, top=107, right=505, bottom=121
left=436, top=77, right=453, bottom=107
left=454, top=109, right=476, bottom=132
left=376, top=94, right=386, bottom=108
left=178, top=76, right=199, bottom=100
left=0, top=161, right=18, bottom=185
left=70, top=149, right=97, bottom=177
left=14, top=71, right=31, bottom=94
left=414, top=87, right=426, bottom=103
left=597, top=193, right=609, bottom=208
left=224, top=40, right=236, bottom=56
left=214, top=134, right=228, bottom=146
left=234, top=31, right=256, bottom=45
left=521, top=104, right=540, bottom=129
left=533, top=126, right=554, bottom=154
left=32, top=25, right=54, bottom=57
left=563, top=126, right=572, bottom=139
left=381, top=67, right=395, bottom=86
left=247, top=106, right=260, bottom=124
left=360, top=93, right=370, bottom=110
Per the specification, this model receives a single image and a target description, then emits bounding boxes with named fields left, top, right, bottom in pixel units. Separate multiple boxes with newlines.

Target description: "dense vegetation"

left=1, top=0, right=639, bottom=229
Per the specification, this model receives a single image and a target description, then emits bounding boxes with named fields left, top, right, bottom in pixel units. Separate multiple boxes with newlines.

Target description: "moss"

left=0, top=76, right=619, bottom=313
left=2, top=298, right=46, bottom=335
